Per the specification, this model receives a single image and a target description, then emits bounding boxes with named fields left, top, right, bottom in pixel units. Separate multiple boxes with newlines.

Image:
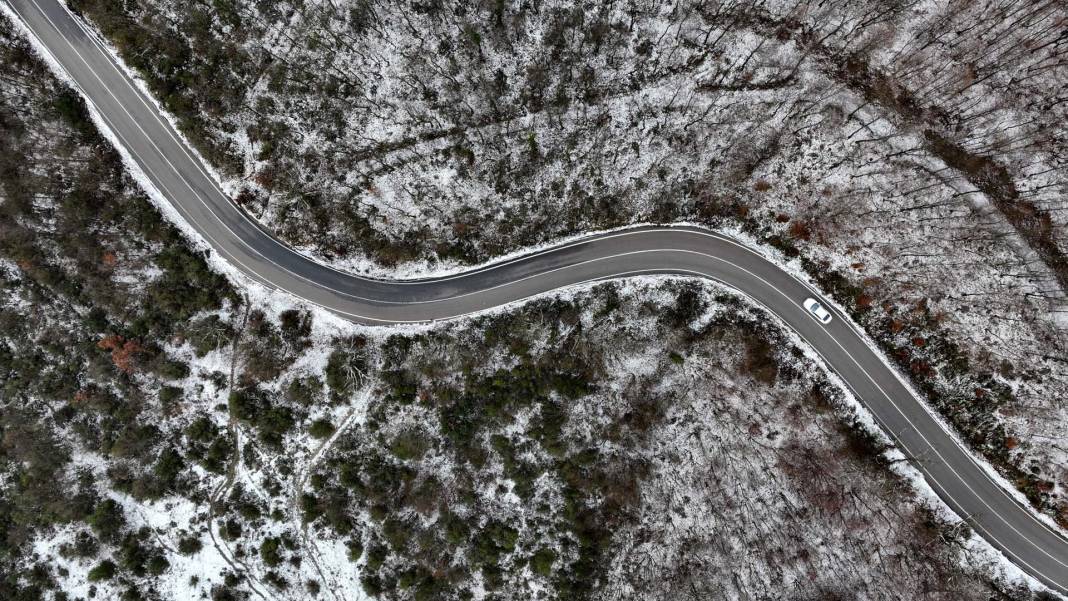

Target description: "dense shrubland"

left=293, top=284, right=1026, bottom=600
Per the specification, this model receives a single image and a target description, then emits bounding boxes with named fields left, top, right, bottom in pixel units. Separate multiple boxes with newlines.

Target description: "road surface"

left=6, top=0, right=1068, bottom=593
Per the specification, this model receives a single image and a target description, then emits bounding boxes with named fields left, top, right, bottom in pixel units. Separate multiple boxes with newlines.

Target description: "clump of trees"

left=185, top=415, right=233, bottom=474
left=299, top=291, right=688, bottom=598
left=324, top=337, right=368, bottom=401
left=238, top=309, right=314, bottom=384
left=229, top=386, right=297, bottom=449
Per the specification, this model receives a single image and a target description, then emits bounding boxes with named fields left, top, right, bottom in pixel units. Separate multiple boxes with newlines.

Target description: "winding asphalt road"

left=7, top=0, right=1068, bottom=593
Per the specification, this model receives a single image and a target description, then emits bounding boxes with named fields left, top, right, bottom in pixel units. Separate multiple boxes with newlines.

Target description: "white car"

left=803, top=298, right=833, bottom=324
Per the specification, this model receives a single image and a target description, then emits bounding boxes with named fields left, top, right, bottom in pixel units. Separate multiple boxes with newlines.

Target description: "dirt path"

left=205, top=300, right=275, bottom=601
left=289, top=390, right=370, bottom=601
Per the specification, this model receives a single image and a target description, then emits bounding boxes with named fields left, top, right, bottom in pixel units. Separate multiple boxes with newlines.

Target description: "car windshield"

left=811, top=302, right=822, bottom=311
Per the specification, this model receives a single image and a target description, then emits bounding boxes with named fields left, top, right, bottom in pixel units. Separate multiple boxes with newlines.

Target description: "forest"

left=60, top=0, right=1068, bottom=533
left=1, top=0, right=1067, bottom=600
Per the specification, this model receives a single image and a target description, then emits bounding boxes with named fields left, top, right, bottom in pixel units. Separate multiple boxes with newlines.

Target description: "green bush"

left=300, top=493, right=322, bottom=523
left=228, top=387, right=294, bottom=447
left=219, top=518, right=241, bottom=541
left=51, top=87, right=96, bottom=141
left=381, top=369, right=418, bottom=405
left=257, top=406, right=296, bottom=448
left=286, top=376, right=323, bottom=406
left=177, top=536, right=202, bottom=555
left=242, top=328, right=289, bottom=382
left=228, top=389, right=259, bottom=422
left=382, top=517, right=413, bottom=551
left=325, top=340, right=368, bottom=400
left=87, top=499, right=125, bottom=543
left=530, top=548, right=556, bottom=577
left=346, top=537, right=364, bottom=562
left=469, top=521, right=519, bottom=566
left=184, top=314, right=234, bottom=357
left=155, top=358, right=190, bottom=381
left=440, top=512, right=470, bottom=546
left=185, top=416, right=215, bottom=442
left=265, top=570, right=288, bottom=589
left=160, top=385, right=183, bottom=405
left=87, top=559, right=117, bottom=582
left=365, top=544, right=388, bottom=571
left=260, top=536, right=283, bottom=567
left=118, top=533, right=154, bottom=576
left=203, top=436, right=233, bottom=474
left=389, top=429, right=429, bottom=461
left=308, top=419, right=336, bottom=439
left=661, top=283, right=707, bottom=328
left=147, top=554, right=170, bottom=575
left=152, top=447, right=185, bottom=491
left=66, top=531, right=99, bottom=559
left=279, top=309, right=312, bottom=351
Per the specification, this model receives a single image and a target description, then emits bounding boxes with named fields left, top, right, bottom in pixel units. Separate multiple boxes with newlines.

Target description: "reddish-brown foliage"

left=98, top=334, right=145, bottom=374
left=234, top=187, right=257, bottom=206
left=909, top=359, right=935, bottom=379
left=253, top=168, right=275, bottom=189
left=788, top=220, right=811, bottom=241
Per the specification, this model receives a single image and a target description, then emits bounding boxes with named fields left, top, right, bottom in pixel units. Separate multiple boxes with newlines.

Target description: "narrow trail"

left=289, top=391, right=370, bottom=601
left=205, top=300, right=275, bottom=601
